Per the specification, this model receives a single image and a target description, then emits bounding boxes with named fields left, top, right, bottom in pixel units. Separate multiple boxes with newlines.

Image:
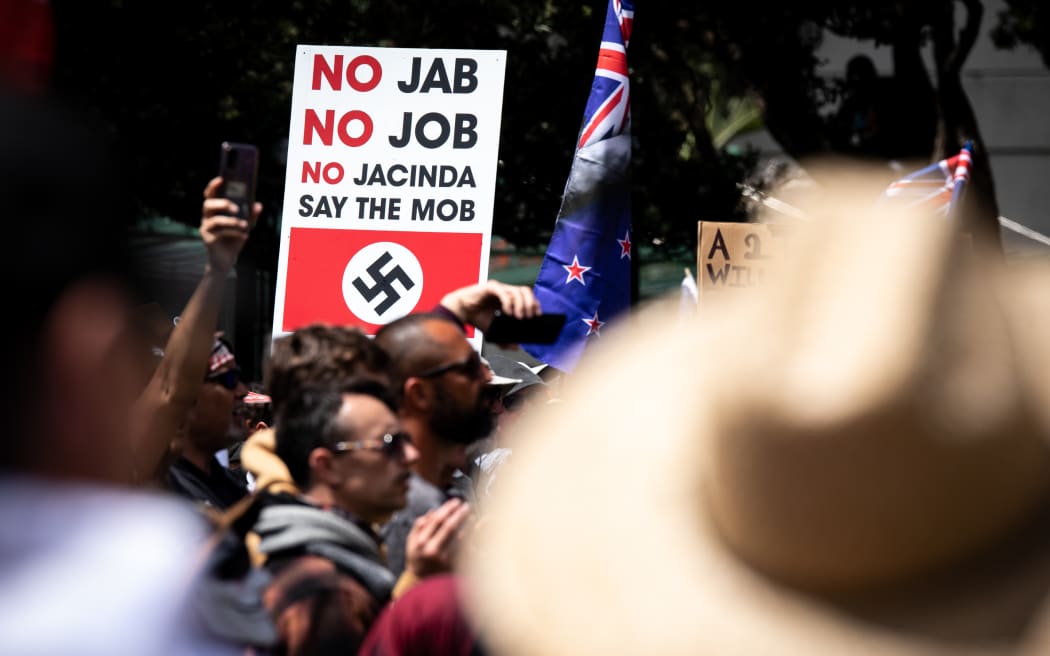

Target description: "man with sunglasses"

left=375, top=280, right=542, bottom=579
left=253, top=379, right=422, bottom=654
left=167, top=336, right=252, bottom=510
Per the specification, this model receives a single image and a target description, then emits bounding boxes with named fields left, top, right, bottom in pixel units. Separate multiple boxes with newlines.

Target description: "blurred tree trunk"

left=930, top=0, right=1002, bottom=245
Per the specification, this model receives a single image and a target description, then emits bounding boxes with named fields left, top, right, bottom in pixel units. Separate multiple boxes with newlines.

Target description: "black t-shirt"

left=167, top=455, right=250, bottom=510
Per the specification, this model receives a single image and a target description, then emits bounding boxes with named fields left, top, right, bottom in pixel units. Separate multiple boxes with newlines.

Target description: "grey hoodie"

left=254, top=502, right=396, bottom=602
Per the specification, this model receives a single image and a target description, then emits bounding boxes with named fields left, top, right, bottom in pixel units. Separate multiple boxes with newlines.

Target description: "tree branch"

left=946, top=0, right=983, bottom=75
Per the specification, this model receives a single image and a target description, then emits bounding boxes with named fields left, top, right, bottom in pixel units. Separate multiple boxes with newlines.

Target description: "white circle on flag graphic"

left=342, top=241, right=424, bottom=324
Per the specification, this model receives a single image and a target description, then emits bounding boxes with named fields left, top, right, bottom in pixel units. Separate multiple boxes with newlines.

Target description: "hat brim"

left=487, top=373, right=523, bottom=387
left=463, top=300, right=1050, bottom=655
left=505, top=380, right=543, bottom=397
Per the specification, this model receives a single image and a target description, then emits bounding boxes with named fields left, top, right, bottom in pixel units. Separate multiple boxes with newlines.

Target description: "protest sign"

left=272, top=45, right=507, bottom=347
left=696, top=222, right=794, bottom=305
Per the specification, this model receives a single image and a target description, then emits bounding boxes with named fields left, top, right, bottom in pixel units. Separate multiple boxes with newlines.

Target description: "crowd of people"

left=0, top=88, right=564, bottom=655
left=6, top=64, right=1050, bottom=656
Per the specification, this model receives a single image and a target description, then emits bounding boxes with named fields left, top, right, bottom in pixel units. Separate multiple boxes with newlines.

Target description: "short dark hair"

left=275, top=378, right=397, bottom=487
left=266, top=324, right=390, bottom=415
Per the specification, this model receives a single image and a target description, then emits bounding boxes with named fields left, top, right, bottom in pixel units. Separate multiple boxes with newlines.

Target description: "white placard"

left=272, top=45, right=507, bottom=347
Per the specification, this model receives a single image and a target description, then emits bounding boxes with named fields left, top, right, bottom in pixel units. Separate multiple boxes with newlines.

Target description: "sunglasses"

left=205, top=368, right=241, bottom=390
left=332, top=431, right=414, bottom=459
left=415, top=352, right=483, bottom=380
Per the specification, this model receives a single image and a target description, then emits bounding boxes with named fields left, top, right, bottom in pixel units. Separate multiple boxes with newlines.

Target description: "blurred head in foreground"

left=464, top=171, right=1050, bottom=655
left=0, top=89, right=230, bottom=655
left=0, top=90, right=137, bottom=484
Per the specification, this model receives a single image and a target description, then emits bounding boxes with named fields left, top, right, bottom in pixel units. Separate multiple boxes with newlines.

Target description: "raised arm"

left=129, top=177, right=260, bottom=483
left=438, top=280, right=542, bottom=331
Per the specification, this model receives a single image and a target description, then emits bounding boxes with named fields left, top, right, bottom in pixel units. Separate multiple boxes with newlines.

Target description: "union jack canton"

left=523, top=0, right=635, bottom=373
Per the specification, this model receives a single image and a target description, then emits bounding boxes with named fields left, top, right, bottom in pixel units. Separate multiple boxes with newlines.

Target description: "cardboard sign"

left=272, top=45, right=507, bottom=346
left=696, top=222, right=794, bottom=304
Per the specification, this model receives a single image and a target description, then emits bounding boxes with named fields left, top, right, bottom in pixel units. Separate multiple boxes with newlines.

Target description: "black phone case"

left=218, top=142, right=259, bottom=220
left=484, top=313, right=567, bottom=344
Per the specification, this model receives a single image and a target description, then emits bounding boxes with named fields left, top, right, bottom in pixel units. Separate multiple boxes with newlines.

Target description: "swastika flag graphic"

left=281, top=228, right=483, bottom=334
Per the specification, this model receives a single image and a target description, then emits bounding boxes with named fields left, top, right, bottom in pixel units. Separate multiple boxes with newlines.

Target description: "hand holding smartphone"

left=217, top=142, right=258, bottom=222
left=484, top=312, right=567, bottom=345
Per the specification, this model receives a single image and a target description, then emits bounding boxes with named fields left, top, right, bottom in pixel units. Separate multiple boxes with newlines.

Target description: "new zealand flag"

left=523, top=0, right=634, bottom=372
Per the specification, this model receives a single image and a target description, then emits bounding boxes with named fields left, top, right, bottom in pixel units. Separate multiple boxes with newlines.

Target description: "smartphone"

left=484, top=313, right=567, bottom=344
left=217, top=142, right=259, bottom=221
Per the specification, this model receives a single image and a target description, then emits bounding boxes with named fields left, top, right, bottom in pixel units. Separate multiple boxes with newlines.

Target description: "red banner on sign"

left=282, top=228, right=483, bottom=334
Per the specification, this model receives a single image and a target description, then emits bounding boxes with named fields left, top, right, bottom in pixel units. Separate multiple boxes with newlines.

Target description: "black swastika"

left=352, top=251, right=416, bottom=316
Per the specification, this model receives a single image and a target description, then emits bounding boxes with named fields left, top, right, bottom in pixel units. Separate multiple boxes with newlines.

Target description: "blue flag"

left=523, top=0, right=635, bottom=372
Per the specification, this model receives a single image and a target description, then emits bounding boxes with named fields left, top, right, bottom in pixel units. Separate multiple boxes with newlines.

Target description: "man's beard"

left=429, top=384, right=494, bottom=444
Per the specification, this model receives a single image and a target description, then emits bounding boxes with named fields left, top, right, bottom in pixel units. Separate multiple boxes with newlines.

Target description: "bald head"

left=375, top=313, right=493, bottom=484
left=374, top=314, right=467, bottom=400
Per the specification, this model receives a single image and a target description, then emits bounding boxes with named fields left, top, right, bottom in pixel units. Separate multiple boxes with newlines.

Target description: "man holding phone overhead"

left=161, top=146, right=263, bottom=511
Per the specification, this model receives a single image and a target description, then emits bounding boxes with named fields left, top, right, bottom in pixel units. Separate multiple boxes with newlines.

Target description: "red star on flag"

left=562, top=255, right=592, bottom=285
left=617, top=230, right=632, bottom=259
left=582, top=311, right=605, bottom=336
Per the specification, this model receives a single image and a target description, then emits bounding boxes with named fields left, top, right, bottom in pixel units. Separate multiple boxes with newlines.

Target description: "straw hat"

left=463, top=205, right=1050, bottom=654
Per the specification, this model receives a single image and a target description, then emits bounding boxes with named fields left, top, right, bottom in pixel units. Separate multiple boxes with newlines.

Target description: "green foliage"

left=52, top=1, right=1031, bottom=265
left=49, top=0, right=757, bottom=268
left=992, top=0, right=1050, bottom=68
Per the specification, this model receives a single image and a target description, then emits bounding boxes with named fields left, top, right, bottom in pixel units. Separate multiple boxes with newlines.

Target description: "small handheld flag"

left=881, top=142, right=973, bottom=217
left=522, top=0, right=635, bottom=372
